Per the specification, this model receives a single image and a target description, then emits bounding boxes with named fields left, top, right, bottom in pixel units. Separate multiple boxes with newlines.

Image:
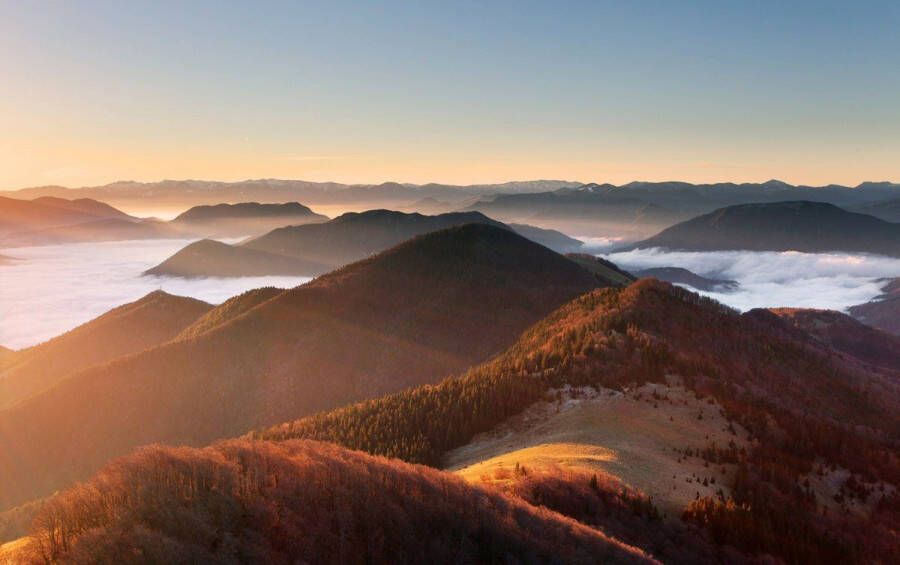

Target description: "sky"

left=1, top=0, right=898, bottom=188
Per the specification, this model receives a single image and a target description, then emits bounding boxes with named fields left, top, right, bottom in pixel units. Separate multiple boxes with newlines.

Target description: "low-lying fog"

left=2, top=239, right=896, bottom=350
left=0, top=240, right=311, bottom=350
left=605, top=248, right=899, bottom=312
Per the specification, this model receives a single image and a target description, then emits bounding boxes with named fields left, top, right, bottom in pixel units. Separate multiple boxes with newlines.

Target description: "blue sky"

left=1, top=0, right=898, bottom=187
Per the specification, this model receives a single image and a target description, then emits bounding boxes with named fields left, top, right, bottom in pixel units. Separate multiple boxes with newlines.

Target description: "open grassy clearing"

left=444, top=380, right=750, bottom=517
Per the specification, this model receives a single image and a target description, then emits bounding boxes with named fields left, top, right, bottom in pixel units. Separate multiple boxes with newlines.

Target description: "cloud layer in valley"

left=605, top=248, right=900, bottom=313
left=0, top=239, right=310, bottom=349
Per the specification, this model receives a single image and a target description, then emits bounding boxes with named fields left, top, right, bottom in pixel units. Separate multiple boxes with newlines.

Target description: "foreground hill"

left=849, top=278, right=900, bottom=336
left=630, top=201, right=900, bottom=256
left=170, top=201, right=328, bottom=237
left=0, top=291, right=212, bottom=410
left=7, top=440, right=652, bottom=564
left=0, top=224, right=609, bottom=510
left=147, top=210, right=582, bottom=277
left=260, top=280, right=899, bottom=563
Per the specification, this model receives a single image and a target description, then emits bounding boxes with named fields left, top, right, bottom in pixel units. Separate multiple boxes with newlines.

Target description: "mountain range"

left=0, top=224, right=612, bottom=511
left=146, top=210, right=584, bottom=278
left=629, top=201, right=900, bottom=256
left=465, top=180, right=900, bottom=237
left=1, top=224, right=898, bottom=563
left=3, top=178, right=898, bottom=240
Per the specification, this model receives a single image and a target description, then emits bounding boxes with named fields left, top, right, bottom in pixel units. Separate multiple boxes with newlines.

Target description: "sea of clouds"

left=0, top=239, right=311, bottom=349
left=2, top=239, right=897, bottom=350
left=605, top=248, right=900, bottom=312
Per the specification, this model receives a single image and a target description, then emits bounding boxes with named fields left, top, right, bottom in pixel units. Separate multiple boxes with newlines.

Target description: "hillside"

left=853, top=197, right=900, bottom=222
left=259, top=279, right=899, bottom=563
left=0, top=224, right=609, bottom=510
left=170, top=201, right=329, bottom=237
left=630, top=201, right=900, bottom=256
left=565, top=253, right=636, bottom=286
left=631, top=267, right=738, bottom=292
left=0, top=346, right=14, bottom=369
left=849, top=278, right=900, bottom=336
left=144, top=239, right=329, bottom=277
left=0, top=196, right=130, bottom=238
left=769, top=307, right=900, bottom=371
left=507, top=223, right=583, bottom=252
left=175, top=287, right=284, bottom=340
left=148, top=209, right=583, bottom=277
left=6, top=440, right=652, bottom=564
left=0, top=291, right=212, bottom=410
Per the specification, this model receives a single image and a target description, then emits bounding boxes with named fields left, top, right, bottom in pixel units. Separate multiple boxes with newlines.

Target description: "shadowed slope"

left=148, top=209, right=583, bottom=277
left=144, top=239, right=329, bottom=277
left=769, top=307, right=900, bottom=371
left=176, top=287, right=285, bottom=340
left=0, top=291, right=212, bottom=410
left=0, top=224, right=606, bottom=510
left=631, top=201, right=900, bottom=256
left=242, top=209, right=507, bottom=266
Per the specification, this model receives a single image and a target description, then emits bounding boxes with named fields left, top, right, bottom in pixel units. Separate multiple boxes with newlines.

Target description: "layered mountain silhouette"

left=0, top=224, right=612, bottom=510
left=465, top=180, right=900, bottom=237
left=849, top=278, right=900, bottom=336
left=629, top=201, right=900, bottom=256
left=0, top=196, right=128, bottom=237
left=146, top=210, right=583, bottom=277
left=170, top=201, right=328, bottom=237
left=0, top=196, right=182, bottom=247
left=0, top=291, right=212, bottom=410
left=6, top=179, right=898, bottom=243
left=1, top=179, right=580, bottom=214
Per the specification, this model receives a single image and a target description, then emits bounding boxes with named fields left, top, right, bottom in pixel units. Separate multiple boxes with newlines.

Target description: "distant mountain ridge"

left=170, top=202, right=328, bottom=237
left=629, top=201, right=900, bottom=256
left=462, top=180, right=900, bottom=238
left=147, top=209, right=584, bottom=278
